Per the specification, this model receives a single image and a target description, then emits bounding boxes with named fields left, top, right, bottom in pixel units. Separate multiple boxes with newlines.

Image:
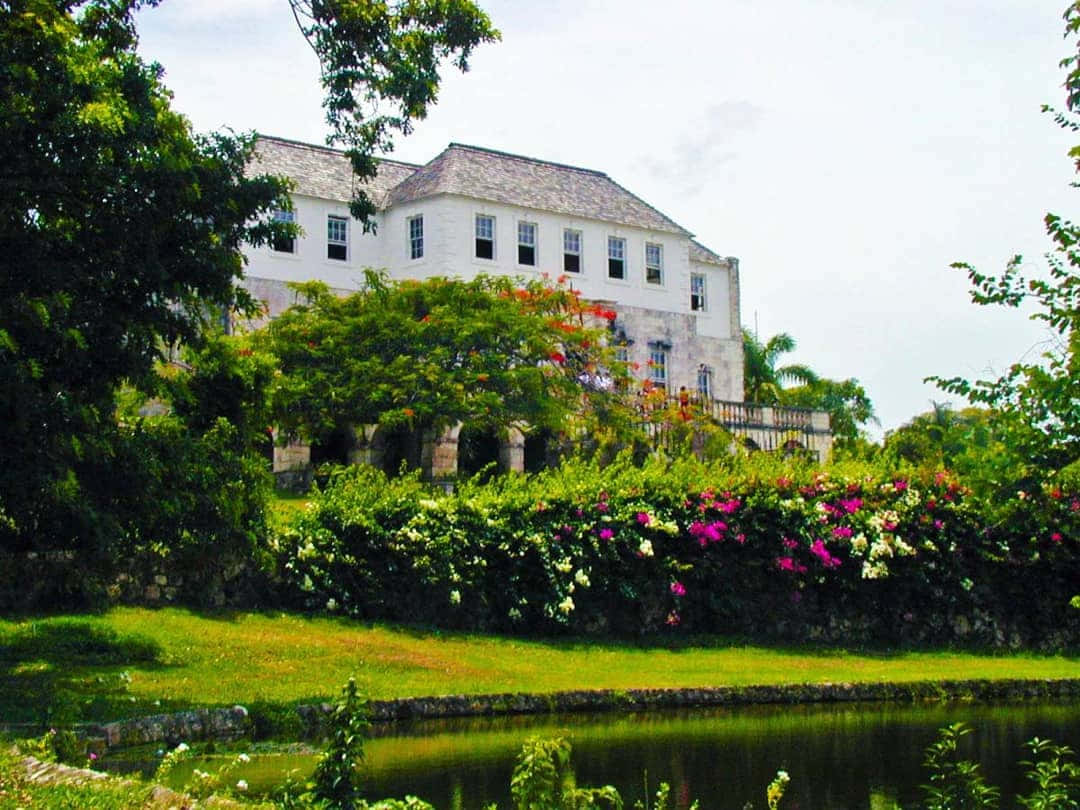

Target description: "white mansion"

left=243, top=135, right=830, bottom=475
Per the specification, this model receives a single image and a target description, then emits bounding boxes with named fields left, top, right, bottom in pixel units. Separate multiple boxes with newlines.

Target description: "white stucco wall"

left=241, top=190, right=744, bottom=399
left=243, top=193, right=387, bottom=290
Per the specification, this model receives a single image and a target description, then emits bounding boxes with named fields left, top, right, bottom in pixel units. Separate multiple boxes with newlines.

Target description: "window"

left=615, top=345, right=629, bottom=365
left=475, top=214, right=495, bottom=259
left=518, top=221, right=537, bottom=266
left=648, top=343, right=667, bottom=388
left=327, top=215, right=348, bottom=261
left=645, top=242, right=663, bottom=285
left=563, top=229, right=582, bottom=273
left=271, top=209, right=296, bottom=254
left=608, top=236, right=626, bottom=280
left=697, top=365, right=713, bottom=399
left=690, top=273, right=707, bottom=311
left=408, top=215, right=424, bottom=260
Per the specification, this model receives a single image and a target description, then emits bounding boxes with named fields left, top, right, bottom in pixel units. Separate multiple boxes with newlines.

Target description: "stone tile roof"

left=690, top=240, right=729, bottom=266
left=251, top=135, right=420, bottom=209
left=388, top=143, right=690, bottom=235
left=249, top=137, right=722, bottom=248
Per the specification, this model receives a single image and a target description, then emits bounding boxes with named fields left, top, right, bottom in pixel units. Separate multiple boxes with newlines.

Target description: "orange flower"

left=476, top=373, right=489, bottom=382
left=403, top=407, right=415, bottom=417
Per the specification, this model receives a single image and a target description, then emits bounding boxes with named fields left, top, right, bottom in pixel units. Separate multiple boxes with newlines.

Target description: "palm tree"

left=742, top=329, right=819, bottom=404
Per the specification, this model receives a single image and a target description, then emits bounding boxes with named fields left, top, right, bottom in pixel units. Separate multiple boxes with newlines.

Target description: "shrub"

left=275, top=454, right=1079, bottom=647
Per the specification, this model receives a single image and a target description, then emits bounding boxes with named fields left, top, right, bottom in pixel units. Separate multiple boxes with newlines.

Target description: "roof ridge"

left=445, top=142, right=607, bottom=178
left=255, top=133, right=425, bottom=170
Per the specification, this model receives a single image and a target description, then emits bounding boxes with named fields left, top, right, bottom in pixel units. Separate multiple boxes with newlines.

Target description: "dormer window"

left=645, top=243, right=663, bottom=285
left=608, top=236, right=626, bottom=280
left=518, top=221, right=536, bottom=266
left=475, top=214, right=495, bottom=259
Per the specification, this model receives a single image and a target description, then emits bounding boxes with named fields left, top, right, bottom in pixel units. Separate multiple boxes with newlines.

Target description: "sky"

left=135, top=0, right=1076, bottom=439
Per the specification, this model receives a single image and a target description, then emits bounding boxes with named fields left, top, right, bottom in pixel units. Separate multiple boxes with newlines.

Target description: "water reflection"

left=358, top=701, right=1080, bottom=810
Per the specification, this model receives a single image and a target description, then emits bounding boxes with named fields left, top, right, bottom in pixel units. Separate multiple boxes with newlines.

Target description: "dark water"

left=131, top=701, right=1080, bottom=809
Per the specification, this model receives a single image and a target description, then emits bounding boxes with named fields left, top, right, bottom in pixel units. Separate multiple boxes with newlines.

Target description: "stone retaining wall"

left=81, top=679, right=1080, bottom=749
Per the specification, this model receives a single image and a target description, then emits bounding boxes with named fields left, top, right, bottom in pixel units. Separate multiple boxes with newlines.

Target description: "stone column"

left=272, top=430, right=310, bottom=473
left=499, top=426, right=526, bottom=473
left=422, top=424, right=462, bottom=483
left=347, top=423, right=381, bottom=467
left=272, top=429, right=312, bottom=491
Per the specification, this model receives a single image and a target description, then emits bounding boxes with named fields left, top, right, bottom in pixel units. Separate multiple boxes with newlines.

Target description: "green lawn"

left=1, top=608, right=1077, bottom=725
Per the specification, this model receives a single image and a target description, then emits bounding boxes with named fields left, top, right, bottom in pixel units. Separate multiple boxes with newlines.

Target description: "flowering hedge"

left=273, top=457, right=1079, bottom=648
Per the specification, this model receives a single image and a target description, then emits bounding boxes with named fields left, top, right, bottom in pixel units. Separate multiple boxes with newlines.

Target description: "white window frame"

left=697, top=365, right=713, bottom=399
left=648, top=344, right=667, bottom=388
left=563, top=229, right=582, bottom=274
left=327, top=214, right=348, bottom=261
left=645, top=242, right=663, bottom=285
left=475, top=214, right=495, bottom=260
left=271, top=209, right=296, bottom=254
left=690, top=273, right=707, bottom=312
left=608, top=236, right=626, bottom=280
left=408, top=215, right=424, bottom=260
left=517, top=221, right=537, bottom=266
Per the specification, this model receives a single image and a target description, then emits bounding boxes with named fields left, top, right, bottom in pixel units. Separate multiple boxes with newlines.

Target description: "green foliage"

left=288, top=0, right=499, bottom=226
left=311, top=677, right=370, bottom=809
left=0, top=0, right=291, bottom=561
left=275, top=454, right=1080, bottom=646
left=921, top=723, right=1001, bottom=810
left=1017, top=738, right=1080, bottom=810
left=929, top=3, right=1080, bottom=472
left=511, top=737, right=622, bottom=810
left=262, top=273, right=629, bottom=445
left=742, top=330, right=877, bottom=444
left=742, top=330, right=819, bottom=404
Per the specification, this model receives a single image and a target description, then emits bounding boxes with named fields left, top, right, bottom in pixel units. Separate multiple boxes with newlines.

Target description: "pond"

left=118, top=700, right=1080, bottom=809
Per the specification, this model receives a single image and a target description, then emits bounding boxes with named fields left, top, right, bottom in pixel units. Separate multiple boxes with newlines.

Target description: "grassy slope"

left=0, top=608, right=1077, bottom=724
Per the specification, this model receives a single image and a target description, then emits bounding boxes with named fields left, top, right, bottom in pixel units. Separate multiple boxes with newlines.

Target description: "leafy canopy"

left=0, top=0, right=290, bottom=552
left=929, top=2, right=1080, bottom=473
left=742, top=330, right=876, bottom=444
left=262, top=273, right=628, bottom=442
left=289, top=0, right=499, bottom=226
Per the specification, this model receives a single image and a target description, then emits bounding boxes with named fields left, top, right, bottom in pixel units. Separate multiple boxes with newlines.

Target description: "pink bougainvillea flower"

left=596, top=502, right=609, bottom=513
left=776, top=557, right=806, bottom=573
left=1051, top=532, right=1063, bottom=543
left=782, top=537, right=799, bottom=550
left=933, top=519, right=944, bottom=530
left=636, top=512, right=652, bottom=526
left=666, top=610, right=681, bottom=626
left=598, top=528, right=614, bottom=540
left=735, top=533, right=746, bottom=544
left=670, top=581, right=687, bottom=597
left=893, top=480, right=908, bottom=492
left=832, top=526, right=853, bottom=540
left=839, top=498, right=863, bottom=514
left=810, top=539, right=841, bottom=569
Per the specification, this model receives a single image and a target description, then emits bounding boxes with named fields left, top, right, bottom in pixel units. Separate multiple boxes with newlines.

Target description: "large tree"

left=929, top=2, right=1080, bottom=474
left=0, top=0, right=499, bottom=559
left=0, top=0, right=290, bottom=555
left=263, top=274, right=626, bottom=443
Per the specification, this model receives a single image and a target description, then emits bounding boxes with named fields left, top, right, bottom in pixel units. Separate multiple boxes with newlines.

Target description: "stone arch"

left=371, top=423, right=423, bottom=477
left=458, top=423, right=502, bottom=480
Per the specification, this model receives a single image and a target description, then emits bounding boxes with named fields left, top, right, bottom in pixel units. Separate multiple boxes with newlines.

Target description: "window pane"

left=564, top=229, right=580, bottom=253
left=476, top=215, right=493, bottom=239
left=518, top=222, right=536, bottom=246
left=564, top=253, right=581, bottom=273
left=518, top=244, right=535, bottom=266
